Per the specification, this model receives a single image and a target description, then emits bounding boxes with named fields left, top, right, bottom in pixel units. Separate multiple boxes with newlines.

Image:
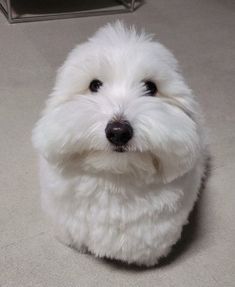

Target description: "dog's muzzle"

left=105, top=121, right=133, bottom=151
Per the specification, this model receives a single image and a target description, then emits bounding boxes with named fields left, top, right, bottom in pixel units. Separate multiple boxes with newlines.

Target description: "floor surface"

left=0, top=0, right=235, bottom=286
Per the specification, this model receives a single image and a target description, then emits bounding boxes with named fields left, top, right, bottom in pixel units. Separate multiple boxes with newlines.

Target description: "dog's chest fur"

left=40, top=157, right=201, bottom=264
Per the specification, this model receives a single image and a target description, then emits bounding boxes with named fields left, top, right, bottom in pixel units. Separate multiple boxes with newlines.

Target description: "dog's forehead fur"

left=66, top=22, right=178, bottom=82
left=89, top=22, right=177, bottom=67
left=51, top=22, right=192, bottom=109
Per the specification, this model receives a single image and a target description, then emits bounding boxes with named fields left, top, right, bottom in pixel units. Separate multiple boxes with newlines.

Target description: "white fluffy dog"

left=32, top=22, right=208, bottom=267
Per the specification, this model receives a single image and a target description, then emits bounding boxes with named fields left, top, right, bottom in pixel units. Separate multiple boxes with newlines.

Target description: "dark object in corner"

left=0, top=0, right=142, bottom=23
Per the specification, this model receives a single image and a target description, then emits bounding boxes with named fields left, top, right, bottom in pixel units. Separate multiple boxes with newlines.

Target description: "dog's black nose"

left=105, top=121, right=133, bottom=146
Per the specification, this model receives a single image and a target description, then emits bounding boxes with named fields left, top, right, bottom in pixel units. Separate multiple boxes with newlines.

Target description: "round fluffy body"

left=32, top=22, right=208, bottom=266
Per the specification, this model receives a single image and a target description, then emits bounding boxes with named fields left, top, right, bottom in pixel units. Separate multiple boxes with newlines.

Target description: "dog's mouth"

left=112, top=143, right=137, bottom=153
left=114, top=146, right=126, bottom=153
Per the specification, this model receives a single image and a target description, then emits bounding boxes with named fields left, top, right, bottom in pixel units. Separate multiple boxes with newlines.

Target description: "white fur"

left=32, top=22, right=208, bottom=266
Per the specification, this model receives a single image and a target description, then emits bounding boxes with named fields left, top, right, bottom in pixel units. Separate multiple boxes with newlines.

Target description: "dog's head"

left=33, top=22, right=202, bottom=183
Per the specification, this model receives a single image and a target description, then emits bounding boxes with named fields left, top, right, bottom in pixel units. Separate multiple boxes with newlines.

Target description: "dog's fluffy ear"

left=32, top=113, right=59, bottom=163
left=152, top=135, right=200, bottom=184
left=32, top=105, right=70, bottom=164
left=160, top=154, right=196, bottom=183
left=153, top=155, right=192, bottom=184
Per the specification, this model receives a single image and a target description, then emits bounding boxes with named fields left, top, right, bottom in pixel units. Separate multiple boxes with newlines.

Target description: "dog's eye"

left=144, top=81, right=158, bottom=96
left=89, top=79, right=103, bottom=92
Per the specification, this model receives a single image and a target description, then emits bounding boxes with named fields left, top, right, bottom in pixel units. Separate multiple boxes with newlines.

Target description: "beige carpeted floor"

left=0, top=0, right=235, bottom=286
